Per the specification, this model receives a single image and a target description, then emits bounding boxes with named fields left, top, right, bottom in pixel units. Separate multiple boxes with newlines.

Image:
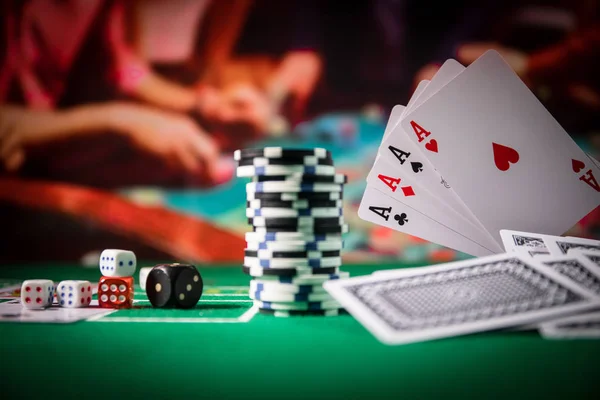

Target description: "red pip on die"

left=98, top=277, right=134, bottom=308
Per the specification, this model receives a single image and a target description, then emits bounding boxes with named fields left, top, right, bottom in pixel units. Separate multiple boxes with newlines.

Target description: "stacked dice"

left=97, top=249, right=136, bottom=308
left=235, top=147, right=349, bottom=317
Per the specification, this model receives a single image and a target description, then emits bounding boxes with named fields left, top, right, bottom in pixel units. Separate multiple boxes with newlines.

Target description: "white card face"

left=0, top=299, right=114, bottom=323
left=401, top=80, right=430, bottom=118
left=544, top=236, right=600, bottom=256
left=400, top=50, right=600, bottom=244
left=324, top=253, right=600, bottom=345
left=513, top=247, right=551, bottom=259
left=402, top=59, right=465, bottom=117
left=500, top=229, right=552, bottom=252
left=378, top=105, right=500, bottom=250
left=367, top=155, right=501, bottom=252
left=587, top=153, right=600, bottom=170
left=539, top=311, right=600, bottom=339
left=381, top=105, right=407, bottom=142
left=359, top=185, right=496, bottom=257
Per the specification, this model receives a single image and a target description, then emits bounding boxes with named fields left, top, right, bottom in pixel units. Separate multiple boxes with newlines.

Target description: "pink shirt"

left=0, top=0, right=150, bottom=109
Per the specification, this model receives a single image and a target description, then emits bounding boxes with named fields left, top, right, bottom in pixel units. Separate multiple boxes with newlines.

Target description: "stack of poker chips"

left=235, top=147, right=349, bottom=317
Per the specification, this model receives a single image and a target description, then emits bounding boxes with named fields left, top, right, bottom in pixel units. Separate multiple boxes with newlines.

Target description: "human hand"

left=197, top=83, right=271, bottom=138
left=273, top=51, right=322, bottom=101
left=0, top=123, right=25, bottom=172
left=0, top=108, right=42, bottom=171
left=110, top=103, right=220, bottom=178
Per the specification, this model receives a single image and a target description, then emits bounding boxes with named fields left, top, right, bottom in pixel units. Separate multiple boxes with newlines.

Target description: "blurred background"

left=0, top=0, right=599, bottom=266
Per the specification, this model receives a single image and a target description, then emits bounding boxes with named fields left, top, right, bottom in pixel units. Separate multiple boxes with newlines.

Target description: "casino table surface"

left=1, top=262, right=599, bottom=400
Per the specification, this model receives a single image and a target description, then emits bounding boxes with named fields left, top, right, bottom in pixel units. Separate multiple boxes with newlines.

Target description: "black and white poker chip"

left=234, top=147, right=331, bottom=161
left=235, top=147, right=348, bottom=316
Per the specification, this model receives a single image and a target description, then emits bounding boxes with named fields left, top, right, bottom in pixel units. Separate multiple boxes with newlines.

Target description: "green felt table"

left=1, top=262, right=599, bottom=400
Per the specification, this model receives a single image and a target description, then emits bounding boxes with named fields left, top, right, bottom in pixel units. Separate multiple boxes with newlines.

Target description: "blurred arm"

left=106, top=1, right=199, bottom=113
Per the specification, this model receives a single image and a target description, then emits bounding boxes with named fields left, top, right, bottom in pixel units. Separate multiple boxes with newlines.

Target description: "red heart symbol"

left=492, top=143, right=519, bottom=172
left=425, top=139, right=438, bottom=153
left=572, top=159, right=585, bottom=174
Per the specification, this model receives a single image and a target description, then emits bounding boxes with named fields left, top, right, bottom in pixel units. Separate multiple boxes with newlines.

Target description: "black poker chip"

left=253, top=174, right=347, bottom=184
left=237, top=157, right=334, bottom=166
left=247, top=199, right=342, bottom=209
left=234, top=147, right=331, bottom=160
left=253, top=224, right=348, bottom=234
left=258, top=308, right=346, bottom=317
left=242, top=265, right=339, bottom=277
left=247, top=191, right=343, bottom=201
left=244, top=250, right=341, bottom=258
left=248, top=216, right=345, bottom=227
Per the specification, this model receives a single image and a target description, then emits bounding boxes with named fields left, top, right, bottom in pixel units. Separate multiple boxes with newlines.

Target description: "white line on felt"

left=135, top=292, right=248, bottom=297
left=200, top=299, right=252, bottom=303
left=237, top=305, right=258, bottom=322
left=205, top=286, right=248, bottom=290
left=92, top=317, right=249, bottom=323
left=85, top=310, right=118, bottom=321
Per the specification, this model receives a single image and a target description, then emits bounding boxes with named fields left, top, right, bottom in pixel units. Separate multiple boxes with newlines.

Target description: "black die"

left=145, top=263, right=203, bottom=308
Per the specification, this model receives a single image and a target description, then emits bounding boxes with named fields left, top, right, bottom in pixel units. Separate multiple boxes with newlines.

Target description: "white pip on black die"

left=99, top=249, right=137, bottom=277
left=57, top=280, right=92, bottom=308
left=21, top=279, right=54, bottom=309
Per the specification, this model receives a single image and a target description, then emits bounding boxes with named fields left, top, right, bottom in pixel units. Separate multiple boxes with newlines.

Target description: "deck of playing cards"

left=325, top=232, right=600, bottom=345
left=329, top=50, right=600, bottom=346
left=360, top=50, right=600, bottom=257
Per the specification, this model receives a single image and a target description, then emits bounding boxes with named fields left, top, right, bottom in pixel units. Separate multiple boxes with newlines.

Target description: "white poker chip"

left=236, top=165, right=336, bottom=177
left=250, top=279, right=328, bottom=294
left=253, top=299, right=341, bottom=311
left=244, top=249, right=341, bottom=259
left=249, top=216, right=345, bottom=227
left=246, top=182, right=343, bottom=193
left=258, top=308, right=343, bottom=317
left=252, top=271, right=349, bottom=284
left=249, top=289, right=333, bottom=302
left=234, top=147, right=330, bottom=160
left=247, top=199, right=343, bottom=210
left=244, top=256, right=342, bottom=269
left=246, top=191, right=342, bottom=201
left=245, top=239, right=344, bottom=252
left=246, top=207, right=342, bottom=218
left=251, top=173, right=347, bottom=184
left=237, top=156, right=333, bottom=167
left=252, top=224, right=349, bottom=234
left=245, top=232, right=344, bottom=242
left=242, top=265, right=340, bottom=277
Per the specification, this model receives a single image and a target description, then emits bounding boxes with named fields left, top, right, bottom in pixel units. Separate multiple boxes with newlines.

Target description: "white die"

left=21, top=279, right=54, bottom=309
left=57, top=280, right=93, bottom=308
left=139, top=267, right=153, bottom=291
left=99, top=249, right=137, bottom=277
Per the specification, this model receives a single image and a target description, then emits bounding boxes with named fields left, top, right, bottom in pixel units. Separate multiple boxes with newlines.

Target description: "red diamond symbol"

left=401, top=186, right=415, bottom=197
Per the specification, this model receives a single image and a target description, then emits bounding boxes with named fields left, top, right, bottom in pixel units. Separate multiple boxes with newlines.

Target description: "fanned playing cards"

left=361, top=50, right=600, bottom=255
left=340, top=50, right=600, bottom=346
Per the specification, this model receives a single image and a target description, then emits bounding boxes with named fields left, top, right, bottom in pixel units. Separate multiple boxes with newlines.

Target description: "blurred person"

left=124, top=0, right=323, bottom=140
left=0, top=0, right=225, bottom=187
left=0, top=0, right=325, bottom=182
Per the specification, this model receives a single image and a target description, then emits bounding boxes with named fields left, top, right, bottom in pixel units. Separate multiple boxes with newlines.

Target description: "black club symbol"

left=394, top=213, right=408, bottom=226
